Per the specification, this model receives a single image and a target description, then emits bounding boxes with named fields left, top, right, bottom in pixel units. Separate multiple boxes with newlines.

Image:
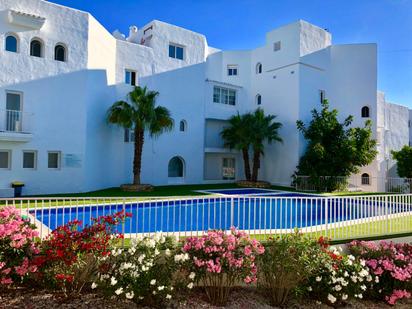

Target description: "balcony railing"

left=0, top=109, right=33, bottom=133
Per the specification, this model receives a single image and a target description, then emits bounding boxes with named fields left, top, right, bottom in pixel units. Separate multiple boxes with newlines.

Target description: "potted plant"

left=11, top=181, right=24, bottom=197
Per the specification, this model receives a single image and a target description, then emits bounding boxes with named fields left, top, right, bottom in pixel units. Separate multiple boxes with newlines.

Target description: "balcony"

left=0, top=110, right=33, bottom=142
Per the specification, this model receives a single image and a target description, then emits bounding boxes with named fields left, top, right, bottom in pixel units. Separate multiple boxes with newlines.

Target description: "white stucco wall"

left=0, top=0, right=406, bottom=195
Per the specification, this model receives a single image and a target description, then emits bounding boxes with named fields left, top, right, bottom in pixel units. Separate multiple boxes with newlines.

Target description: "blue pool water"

left=30, top=197, right=408, bottom=234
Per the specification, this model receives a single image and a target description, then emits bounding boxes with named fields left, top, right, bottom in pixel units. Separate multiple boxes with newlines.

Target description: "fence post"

left=230, top=197, right=235, bottom=228
left=122, top=199, right=126, bottom=248
left=325, top=197, right=328, bottom=237
left=385, top=195, right=388, bottom=235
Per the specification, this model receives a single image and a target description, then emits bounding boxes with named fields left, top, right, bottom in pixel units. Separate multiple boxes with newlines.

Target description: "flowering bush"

left=181, top=227, right=265, bottom=306
left=96, top=233, right=190, bottom=307
left=348, top=240, right=412, bottom=305
left=307, top=238, right=378, bottom=306
left=0, top=206, right=39, bottom=286
left=36, top=210, right=129, bottom=296
left=258, top=231, right=328, bottom=306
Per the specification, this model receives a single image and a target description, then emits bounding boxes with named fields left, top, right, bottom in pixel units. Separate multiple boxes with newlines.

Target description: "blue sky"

left=50, top=0, right=412, bottom=107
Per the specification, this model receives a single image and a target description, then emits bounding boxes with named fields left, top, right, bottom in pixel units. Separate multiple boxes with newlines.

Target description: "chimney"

left=127, top=26, right=139, bottom=43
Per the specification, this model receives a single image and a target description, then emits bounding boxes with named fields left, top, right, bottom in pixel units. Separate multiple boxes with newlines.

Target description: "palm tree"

left=221, top=113, right=253, bottom=181
left=250, top=108, right=283, bottom=182
left=107, top=86, right=173, bottom=186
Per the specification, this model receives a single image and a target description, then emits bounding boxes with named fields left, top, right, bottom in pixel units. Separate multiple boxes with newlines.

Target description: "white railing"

left=0, top=109, right=33, bottom=133
left=1, top=194, right=411, bottom=242
left=295, top=176, right=412, bottom=193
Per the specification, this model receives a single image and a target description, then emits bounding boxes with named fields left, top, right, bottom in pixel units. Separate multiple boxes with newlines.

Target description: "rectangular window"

left=48, top=151, right=61, bottom=169
left=213, top=86, right=236, bottom=106
left=124, top=128, right=135, bottom=143
left=0, top=150, right=11, bottom=169
left=227, top=65, right=238, bottom=76
left=222, top=158, right=235, bottom=180
left=169, top=43, right=184, bottom=60
left=319, top=90, right=325, bottom=103
left=23, top=151, right=36, bottom=169
left=274, top=41, right=281, bottom=51
left=125, top=70, right=137, bottom=86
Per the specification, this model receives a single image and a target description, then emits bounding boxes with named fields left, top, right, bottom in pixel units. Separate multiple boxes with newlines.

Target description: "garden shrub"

left=36, top=210, right=129, bottom=296
left=0, top=206, right=39, bottom=286
left=96, top=233, right=191, bottom=307
left=257, top=231, right=327, bottom=306
left=181, top=227, right=265, bottom=306
left=306, top=237, right=378, bottom=306
left=348, top=240, right=412, bottom=305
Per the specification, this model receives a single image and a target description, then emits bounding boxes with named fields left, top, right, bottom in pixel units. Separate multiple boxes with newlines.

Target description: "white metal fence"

left=295, top=176, right=412, bottom=193
left=1, top=194, right=411, bottom=242
left=0, top=109, right=33, bottom=133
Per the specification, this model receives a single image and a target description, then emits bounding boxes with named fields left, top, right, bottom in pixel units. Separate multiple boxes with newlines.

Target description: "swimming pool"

left=203, top=188, right=279, bottom=195
left=29, top=196, right=411, bottom=234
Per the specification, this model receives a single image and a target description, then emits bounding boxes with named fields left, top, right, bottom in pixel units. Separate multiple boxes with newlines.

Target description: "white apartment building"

left=0, top=0, right=410, bottom=196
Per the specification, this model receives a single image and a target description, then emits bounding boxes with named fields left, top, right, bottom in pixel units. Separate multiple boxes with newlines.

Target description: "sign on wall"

left=64, top=154, right=82, bottom=168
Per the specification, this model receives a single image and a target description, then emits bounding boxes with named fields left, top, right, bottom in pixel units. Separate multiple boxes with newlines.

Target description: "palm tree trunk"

left=251, top=148, right=260, bottom=182
left=242, top=148, right=251, bottom=181
left=133, top=128, right=144, bottom=185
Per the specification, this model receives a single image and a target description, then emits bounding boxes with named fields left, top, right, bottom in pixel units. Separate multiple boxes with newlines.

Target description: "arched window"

left=5, top=34, right=18, bottom=52
left=361, top=173, right=370, bottom=185
left=30, top=39, right=43, bottom=57
left=256, top=94, right=262, bottom=105
left=256, top=62, right=262, bottom=74
left=361, top=106, right=370, bottom=118
left=54, top=44, right=66, bottom=62
left=179, top=120, right=187, bottom=132
left=168, top=156, right=184, bottom=178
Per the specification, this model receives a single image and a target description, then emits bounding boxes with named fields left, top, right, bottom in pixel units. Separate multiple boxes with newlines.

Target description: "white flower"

left=334, top=285, right=342, bottom=291
left=375, top=276, right=379, bottom=283
left=359, top=269, right=368, bottom=277
left=316, top=276, right=322, bottom=282
left=307, top=286, right=313, bottom=291
left=165, top=249, right=171, bottom=256
left=189, top=272, right=196, bottom=280
left=115, top=288, right=123, bottom=295
left=366, top=275, right=372, bottom=282
left=187, top=282, right=194, bottom=289
left=152, top=291, right=157, bottom=295
left=360, top=285, right=367, bottom=291
left=316, top=301, right=322, bottom=305
left=155, top=249, right=160, bottom=256
left=125, top=291, right=134, bottom=299
left=343, top=271, right=349, bottom=277
left=347, top=260, right=353, bottom=266
left=91, top=282, right=97, bottom=289
left=341, top=280, right=348, bottom=287
left=348, top=255, right=355, bottom=261
left=174, top=253, right=189, bottom=263
left=138, top=254, right=146, bottom=264
left=147, top=239, right=156, bottom=248
left=158, top=286, right=165, bottom=291
left=358, top=294, right=363, bottom=299
left=150, top=279, right=156, bottom=285
left=128, top=247, right=136, bottom=254
left=360, top=260, right=366, bottom=267
left=166, top=294, right=172, bottom=299
left=342, top=294, right=348, bottom=301
left=351, top=276, right=357, bottom=283
left=111, top=277, right=118, bottom=286
left=327, top=294, right=337, bottom=304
